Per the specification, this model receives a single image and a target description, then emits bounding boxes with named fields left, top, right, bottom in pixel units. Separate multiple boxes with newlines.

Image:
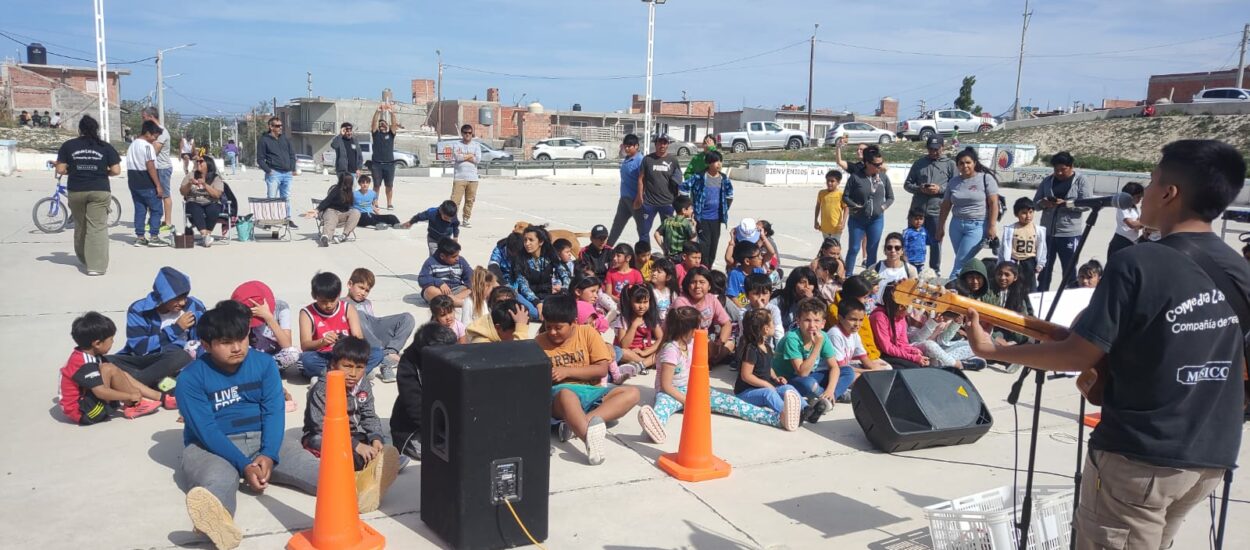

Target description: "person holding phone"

left=903, top=136, right=955, bottom=276
left=180, top=154, right=226, bottom=247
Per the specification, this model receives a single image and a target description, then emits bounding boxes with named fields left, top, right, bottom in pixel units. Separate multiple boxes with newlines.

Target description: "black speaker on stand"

left=851, top=368, right=993, bottom=453
left=421, top=341, right=552, bottom=549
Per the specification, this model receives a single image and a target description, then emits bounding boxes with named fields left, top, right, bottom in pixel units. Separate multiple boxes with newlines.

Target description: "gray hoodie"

left=1032, top=172, right=1090, bottom=238
left=302, top=376, right=385, bottom=444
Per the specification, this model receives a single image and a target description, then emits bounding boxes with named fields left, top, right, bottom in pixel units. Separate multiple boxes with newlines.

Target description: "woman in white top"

left=867, top=232, right=917, bottom=303
left=1108, top=182, right=1146, bottom=259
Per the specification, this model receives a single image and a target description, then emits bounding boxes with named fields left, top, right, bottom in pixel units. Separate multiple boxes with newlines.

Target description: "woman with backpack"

left=934, top=147, right=1000, bottom=279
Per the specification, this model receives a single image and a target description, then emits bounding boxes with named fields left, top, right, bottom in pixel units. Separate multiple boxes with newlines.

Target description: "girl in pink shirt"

left=868, top=281, right=930, bottom=370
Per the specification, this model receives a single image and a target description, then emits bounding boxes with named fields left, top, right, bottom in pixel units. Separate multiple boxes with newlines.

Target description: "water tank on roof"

left=528, top=102, right=544, bottom=114
left=478, top=105, right=494, bottom=126
left=572, top=103, right=582, bottom=112
left=27, top=43, right=47, bottom=65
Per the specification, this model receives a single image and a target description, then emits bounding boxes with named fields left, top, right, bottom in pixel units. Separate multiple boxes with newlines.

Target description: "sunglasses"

left=270, top=124, right=283, bottom=128
left=884, top=245, right=902, bottom=251
left=871, top=162, right=885, bottom=167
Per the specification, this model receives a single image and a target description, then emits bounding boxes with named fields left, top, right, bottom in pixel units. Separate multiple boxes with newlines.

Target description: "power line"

left=444, top=39, right=809, bottom=81
left=817, top=31, right=1240, bottom=60
left=0, top=30, right=154, bottom=65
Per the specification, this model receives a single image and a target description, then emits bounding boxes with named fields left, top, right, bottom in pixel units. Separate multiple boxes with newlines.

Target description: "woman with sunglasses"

left=865, top=232, right=917, bottom=303
left=841, top=146, right=894, bottom=274
left=179, top=154, right=225, bottom=247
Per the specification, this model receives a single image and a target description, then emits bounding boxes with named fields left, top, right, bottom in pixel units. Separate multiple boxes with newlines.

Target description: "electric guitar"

left=892, top=279, right=1109, bottom=405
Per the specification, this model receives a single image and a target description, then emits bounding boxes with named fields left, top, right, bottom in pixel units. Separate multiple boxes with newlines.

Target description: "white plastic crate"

left=924, top=486, right=1074, bottom=550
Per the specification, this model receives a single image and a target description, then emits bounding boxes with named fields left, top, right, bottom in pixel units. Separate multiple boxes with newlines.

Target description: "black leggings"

left=697, top=219, right=721, bottom=268
left=186, top=202, right=222, bottom=232
left=105, top=350, right=193, bottom=388
left=883, top=356, right=924, bottom=370
left=358, top=212, right=402, bottom=227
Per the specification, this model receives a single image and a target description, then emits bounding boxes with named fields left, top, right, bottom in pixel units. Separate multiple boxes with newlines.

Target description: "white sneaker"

left=638, top=405, right=666, bottom=444
left=203, top=234, right=213, bottom=248
left=781, top=391, right=802, bottom=431
left=584, top=416, right=606, bottom=465
left=186, top=487, right=241, bottom=550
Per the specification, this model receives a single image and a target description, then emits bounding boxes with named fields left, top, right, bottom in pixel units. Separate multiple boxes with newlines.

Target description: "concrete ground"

left=1, top=166, right=1246, bottom=550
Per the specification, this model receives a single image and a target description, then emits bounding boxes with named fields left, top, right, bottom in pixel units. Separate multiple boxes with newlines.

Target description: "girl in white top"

left=1108, top=182, right=1146, bottom=259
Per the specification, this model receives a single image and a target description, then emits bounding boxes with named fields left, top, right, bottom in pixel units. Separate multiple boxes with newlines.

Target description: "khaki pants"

left=320, top=209, right=360, bottom=240
left=1075, top=449, right=1224, bottom=550
left=67, top=190, right=111, bottom=273
left=450, top=179, right=478, bottom=222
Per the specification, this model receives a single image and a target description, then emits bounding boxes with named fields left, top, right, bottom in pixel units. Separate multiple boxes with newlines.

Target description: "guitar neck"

left=939, top=295, right=1064, bottom=341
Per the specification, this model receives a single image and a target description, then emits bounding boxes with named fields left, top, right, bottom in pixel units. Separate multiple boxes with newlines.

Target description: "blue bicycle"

left=32, top=175, right=123, bottom=233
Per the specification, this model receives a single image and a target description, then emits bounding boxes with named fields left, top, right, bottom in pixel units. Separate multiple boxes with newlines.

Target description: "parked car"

left=716, top=121, right=807, bottom=153
left=823, top=122, right=895, bottom=146
left=1192, top=87, right=1250, bottom=103
left=433, top=139, right=512, bottom=162
left=359, top=142, right=417, bottom=169
left=897, top=109, right=998, bottom=141
left=531, top=137, right=607, bottom=160
left=294, top=154, right=318, bottom=174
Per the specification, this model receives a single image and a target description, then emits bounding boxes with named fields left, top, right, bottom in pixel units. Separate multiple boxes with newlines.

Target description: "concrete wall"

left=999, top=101, right=1250, bottom=131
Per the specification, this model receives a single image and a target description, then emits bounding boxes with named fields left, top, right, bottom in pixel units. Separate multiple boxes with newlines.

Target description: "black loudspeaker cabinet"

left=421, top=341, right=551, bottom=549
left=851, top=368, right=993, bottom=453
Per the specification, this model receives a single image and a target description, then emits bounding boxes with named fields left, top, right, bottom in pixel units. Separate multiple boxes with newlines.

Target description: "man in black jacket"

left=330, top=122, right=362, bottom=181
left=256, top=116, right=297, bottom=227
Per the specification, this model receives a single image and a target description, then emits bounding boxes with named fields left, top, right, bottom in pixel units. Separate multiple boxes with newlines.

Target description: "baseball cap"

left=926, top=136, right=944, bottom=150
left=734, top=218, right=760, bottom=243
left=230, top=280, right=275, bottom=329
left=860, top=269, right=882, bottom=286
left=591, top=224, right=609, bottom=239
left=653, top=134, right=671, bottom=143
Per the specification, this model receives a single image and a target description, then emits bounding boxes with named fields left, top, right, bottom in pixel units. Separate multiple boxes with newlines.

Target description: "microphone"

left=1071, top=192, right=1135, bottom=209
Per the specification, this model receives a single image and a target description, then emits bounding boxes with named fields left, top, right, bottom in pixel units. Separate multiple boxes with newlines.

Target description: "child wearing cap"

left=579, top=225, right=613, bottom=279
left=722, top=218, right=778, bottom=271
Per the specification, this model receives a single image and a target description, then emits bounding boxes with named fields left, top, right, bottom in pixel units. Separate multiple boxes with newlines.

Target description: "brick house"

left=1, top=62, right=129, bottom=140
left=1146, top=68, right=1249, bottom=103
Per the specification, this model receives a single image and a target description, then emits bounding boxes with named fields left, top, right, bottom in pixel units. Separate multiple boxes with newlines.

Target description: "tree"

left=954, top=76, right=982, bottom=115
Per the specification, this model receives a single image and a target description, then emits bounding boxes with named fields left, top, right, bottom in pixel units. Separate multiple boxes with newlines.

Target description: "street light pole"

left=93, top=0, right=110, bottom=140
left=806, top=23, right=818, bottom=146
left=156, top=43, right=194, bottom=125
left=1012, top=0, right=1032, bottom=121
left=642, top=0, right=662, bottom=155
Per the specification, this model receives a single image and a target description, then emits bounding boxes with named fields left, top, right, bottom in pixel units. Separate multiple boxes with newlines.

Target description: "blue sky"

left=3, top=0, right=1246, bottom=119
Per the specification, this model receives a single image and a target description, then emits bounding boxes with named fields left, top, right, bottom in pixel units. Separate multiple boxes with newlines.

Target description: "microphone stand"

left=1007, top=207, right=1100, bottom=550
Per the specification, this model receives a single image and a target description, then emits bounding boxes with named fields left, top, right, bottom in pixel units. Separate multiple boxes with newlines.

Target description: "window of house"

left=782, top=123, right=800, bottom=130
left=814, top=124, right=831, bottom=137
left=683, top=124, right=697, bottom=142
left=85, top=79, right=98, bottom=93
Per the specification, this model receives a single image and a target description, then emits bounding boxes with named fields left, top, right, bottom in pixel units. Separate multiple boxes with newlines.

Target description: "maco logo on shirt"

left=1175, top=362, right=1231, bottom=385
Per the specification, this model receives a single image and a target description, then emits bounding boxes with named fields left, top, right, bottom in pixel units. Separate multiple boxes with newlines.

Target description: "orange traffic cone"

left=657, top=329, right=732, bottom=482
left=287, top=371, right=386, bottom=550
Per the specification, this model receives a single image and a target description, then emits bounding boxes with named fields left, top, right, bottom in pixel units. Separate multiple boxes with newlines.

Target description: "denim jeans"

left=638, top=204, right=675, bottom=241
left=845, top=216, right=884, bottom=274
left=607, top=196, right=644, bottom=247
left=1038, top=235, right=1080, bottom=291
left=299, top=347, right=384, bottom=378
left=789, top=366, right=855, bottom=400
left=265, top=170, right=294, bottom=218
left=737, top=384, right=805, bottom=414
left=948, top=217, right=986, bottom=278
left=130, top=186, right=163, bottom=237
left=514, top=293, right=540, bottom=319
left=225, top=152, right=237, bottom=175
left=923, top=214, right=942, bottom=273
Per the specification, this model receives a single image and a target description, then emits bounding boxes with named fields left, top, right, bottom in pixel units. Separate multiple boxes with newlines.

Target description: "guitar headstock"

left=892, top=278, right=955, bottom=316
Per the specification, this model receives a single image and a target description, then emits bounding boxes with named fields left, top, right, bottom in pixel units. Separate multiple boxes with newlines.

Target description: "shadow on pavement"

left=867, top=527, right=934, bottom=550
left=255, top=492, right=314, bottom=534
left=35, top=251, right=82, bottom=269
left=149, top=428, right=184, bottom=475
left=767, top=491, right=909, bottom=539
left=804, top=417, right=878, bottom=452
left=889, top=487, right=945, bottom=509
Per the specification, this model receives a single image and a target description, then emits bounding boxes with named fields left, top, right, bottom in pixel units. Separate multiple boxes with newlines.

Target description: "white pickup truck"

left=716, top=121, right=808, bottom=153
left=897, top=109, right=998, bottom=141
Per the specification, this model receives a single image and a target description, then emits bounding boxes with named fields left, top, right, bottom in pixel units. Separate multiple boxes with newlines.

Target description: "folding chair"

left=247, top=197, right=293, bottom=241
left=213, top=182, right=238, bottom=245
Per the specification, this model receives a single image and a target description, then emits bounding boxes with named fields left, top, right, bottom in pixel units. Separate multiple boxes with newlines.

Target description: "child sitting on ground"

left=743, top=273, right=784, bottom=348
left=347, top=267, right=415, bottom=382
left=814, top=255, right=843, bottom=305
left=603, top=243, right=643, bottom=302
left=418, top=237, right=473, bottom=306
left=637, top=306, right=799, bottom=445
left=391, top=323, right=459, bottom=461
left=553, top=238, right=576, bottom=292
left=997, top=197, right=1046, bottom=292
left=401, top=200, right=460, bottom=257
left=429, top=295, right=467, bottom=343
left=734, top=309, right=805, bottom=426
left=706, top=269, right=743, bottom=348
left=302, top=336, right=395, bottom=475
left=725, top=240, right=765, bottom=308
left=467, top=286, right=531, bottom=342
left=674, top=266, right=735, bottom=365
left=634, top=240, right=654, bottom=280
left=579, top=224, right=612, bottom=279
left=59, top=312, right=173, bottom=424
left=986, top=262, right=1034, bottom=346
left=613, top=283, right=664, bottom=373
left=298, top=272, right=383, bottom=379
left=675, top=242, right=703, bottom=285
left=775, top=297, right=852, bottom=423
left=353, top=175, right=402, bottom=229
left=572, top=276, right=610, bottom=334
left=231, top=280, right=299, bottom=410
left=650, top=257, right=679, bottom=321
left=809, top=237, right=845, bottom=281
left=459, top=266, right=498, bottom=325
left=869, top=282, right=931, bottom=370
left=1076, top=259, right=1102, bottom=288
left=538, top=294, right=641, bottom=466
left=827, top=299, right=892, bottom=378
left=114, top=266, right=203, bottom=388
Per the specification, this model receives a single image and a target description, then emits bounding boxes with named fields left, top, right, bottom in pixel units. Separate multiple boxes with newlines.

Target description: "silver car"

left=823, top=122, right=894, bottom=146
left=294, top=154, right=318, bottom=174
left=1192, top=87, right=1250, bottom=103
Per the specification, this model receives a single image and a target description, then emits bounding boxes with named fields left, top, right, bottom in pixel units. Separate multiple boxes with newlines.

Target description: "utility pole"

left=1012, top=0, right=1032, bottom=121
left=156, top=43, right=194, bottom=126
left=435, top=49, right=443, bottom=137
left=306, top=71, right=313, bottom=98
left=1237, top=23, right=1248, bottom=89
left=642, top=1, right=657, bottom=155
left=92, top=0, right=109, bottom=141
left=806, top=24, right=819, bottom=147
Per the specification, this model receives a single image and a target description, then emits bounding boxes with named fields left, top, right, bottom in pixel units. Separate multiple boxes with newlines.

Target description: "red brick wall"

left=518, top=111, right=551, bottom=157
left=1101, top=99, right=1142, bottom=109
left=16, top=65, right=122, bottom=106
left=878, top=97, right=898, bottom=118
left=486, top=88, right=500, bottom=102
left=411, top=79, right=436, bottom=104
left=1147, top=69, right=1247, bottom=103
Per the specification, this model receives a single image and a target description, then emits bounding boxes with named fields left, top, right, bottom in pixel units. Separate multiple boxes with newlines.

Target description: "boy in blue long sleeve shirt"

left=418, top=237, right=473, bottom=306
left=902, top=208, right=928, bottom=273
left=401, top=200, right=460, bottom=256
left=178, top=301, right=386, bottom=550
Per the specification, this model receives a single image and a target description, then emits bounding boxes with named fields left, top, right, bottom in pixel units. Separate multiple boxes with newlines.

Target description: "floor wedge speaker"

left=851, top=368, right=993, bottom=453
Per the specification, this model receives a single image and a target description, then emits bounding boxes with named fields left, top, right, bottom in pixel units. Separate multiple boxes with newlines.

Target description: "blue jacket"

left=409, top=207, right=460, bottom=243
left=121, top=267, right=207, bottom=356
left=680, top=172, right=734, bottom=224
left=177, top=349, right=284, bottom=473
left=903, top=227, right=928, bottom=264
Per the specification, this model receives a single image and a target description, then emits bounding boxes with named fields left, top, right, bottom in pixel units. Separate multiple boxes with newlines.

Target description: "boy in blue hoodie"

left=109, top=266, right=203, bottom=388
left=178, top=301, right=395, bottom=550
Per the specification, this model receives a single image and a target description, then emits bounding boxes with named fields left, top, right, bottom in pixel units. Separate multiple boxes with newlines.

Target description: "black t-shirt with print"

left=641, top=154, right=681, bottom=207
left=371, top=130, right=395, bottom=163
left=56, top=137, right=121, bottom=192
left=1072, top=232, right=1247, bottom=469
left=734, top=345, right=776, bottom=395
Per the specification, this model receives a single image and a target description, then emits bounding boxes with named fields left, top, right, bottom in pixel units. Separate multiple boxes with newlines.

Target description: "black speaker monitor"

left=851, top=368, right=993, bottom=453
left=421, top=341, right=552, bottom=549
